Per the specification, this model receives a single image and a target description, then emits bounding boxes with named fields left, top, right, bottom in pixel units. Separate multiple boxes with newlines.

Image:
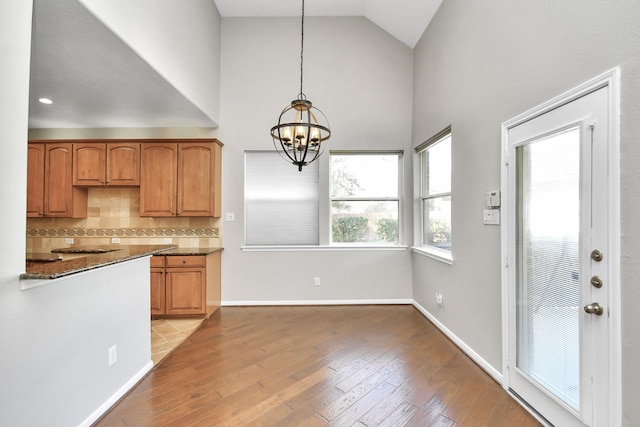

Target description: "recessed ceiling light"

left=38, top=97, right=53, bottom=105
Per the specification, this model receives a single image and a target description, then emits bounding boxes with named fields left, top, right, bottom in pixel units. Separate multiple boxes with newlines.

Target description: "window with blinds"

left=244, top=151, right=319, bottom=245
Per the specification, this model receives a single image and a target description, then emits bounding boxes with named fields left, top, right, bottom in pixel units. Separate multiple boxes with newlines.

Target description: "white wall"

left=215, top=17, right=414, bottom=303
left=0, top=1, right=31, bottom=281
left=80, top=0, right=222, bottom=125
left=1, top=259, right=152, bottom=427
left=411, top=0, right=640, bottom=423
left=0, top=5, right=152, bottom=425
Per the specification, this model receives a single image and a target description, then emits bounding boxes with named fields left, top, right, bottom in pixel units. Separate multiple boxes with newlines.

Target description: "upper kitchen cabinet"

left=27, top=142, right=87, bottom=218
left=140, top=140, right=222, bottom=217
left=73, top=142, right=140, bottom=186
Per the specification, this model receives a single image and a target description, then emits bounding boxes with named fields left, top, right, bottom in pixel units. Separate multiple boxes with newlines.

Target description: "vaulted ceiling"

left=28, top=0, right=441, bottom=130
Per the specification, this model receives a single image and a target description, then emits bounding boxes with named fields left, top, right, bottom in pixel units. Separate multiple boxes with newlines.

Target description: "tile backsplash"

left=27, top=187, right=222, bottom=251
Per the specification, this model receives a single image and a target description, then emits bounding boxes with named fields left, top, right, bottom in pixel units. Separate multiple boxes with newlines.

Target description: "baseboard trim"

left=222, top=299, right=414, bottom=307
left=79, top=361, right=153, bottom=427
left=411, top=300, right=503, bottom=384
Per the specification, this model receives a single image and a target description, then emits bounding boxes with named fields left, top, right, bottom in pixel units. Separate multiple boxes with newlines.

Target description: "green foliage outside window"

left=376, top=218, right=398, bottom=242
left=332, top=217, right=368, bottom=242
left=428, top=217, right=451, bottom=246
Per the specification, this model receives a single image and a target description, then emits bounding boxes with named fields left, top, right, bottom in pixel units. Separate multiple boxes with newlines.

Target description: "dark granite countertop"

left=22, top=245, right=178, bottom=280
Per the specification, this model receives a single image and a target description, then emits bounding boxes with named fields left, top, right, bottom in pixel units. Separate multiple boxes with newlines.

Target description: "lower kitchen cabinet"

left=150, top=251, right=221, bottom=318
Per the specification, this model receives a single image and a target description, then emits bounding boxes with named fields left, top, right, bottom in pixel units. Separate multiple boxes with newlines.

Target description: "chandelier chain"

left=299, top=0, right=305, bottom=99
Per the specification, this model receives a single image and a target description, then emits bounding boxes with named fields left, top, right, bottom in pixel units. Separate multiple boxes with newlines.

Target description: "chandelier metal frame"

left=270, top=0, right=331, bottom=172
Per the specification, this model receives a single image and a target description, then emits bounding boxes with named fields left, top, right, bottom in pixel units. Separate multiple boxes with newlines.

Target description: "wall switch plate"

left=483, top=209, right=500, bottom=225
left=163, top=238, right=172, bottom=244
left=225, top=212, right=235, bottom=222
left=108, top=345, right=117, bottom=366
left=314, top=277, right=320, bottom=286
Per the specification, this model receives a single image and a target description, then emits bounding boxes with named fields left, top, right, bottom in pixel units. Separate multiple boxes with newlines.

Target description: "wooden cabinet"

left=27, top=142, right=87, bottom=218
left=73, top=142, right=140, bottom=186
left=150, top=256, right=166, bottom=316
left=150, top=251, right=221, bottom=318
left=26, top=144, right=45, bottom=217
left=140, top=143, right=177, bottom=217
left=140, top=140, right=222, bottom=217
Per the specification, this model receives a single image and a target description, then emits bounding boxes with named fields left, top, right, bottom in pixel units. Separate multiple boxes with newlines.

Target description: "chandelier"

left=270, top=0, right=331, bottom=172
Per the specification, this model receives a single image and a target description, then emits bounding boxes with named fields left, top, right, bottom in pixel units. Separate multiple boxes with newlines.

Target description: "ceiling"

left=214, top=0, right=441, bottom=49
left=28, top=0, right=441, bottom=130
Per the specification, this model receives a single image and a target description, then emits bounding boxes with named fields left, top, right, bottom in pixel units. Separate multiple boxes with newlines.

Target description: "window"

left=245, top=151, right=318, bottom=245
left=417, top=127, right=452, bottom=252
left=330, top=152, right=402, bottom=245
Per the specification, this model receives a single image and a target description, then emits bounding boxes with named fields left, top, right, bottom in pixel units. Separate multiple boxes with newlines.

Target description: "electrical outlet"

left=163, top=238, right=172, bottom=244
left=111, top=237, right=120, bottom=244
left=65, top=238, right=74, bottom=244
left=314, top=277, right=320, bottom=286
left=108, top=345, right=117, bottom=366
left=225, top=212, right=235, bottom=222
left=436, top=292, right=443, bottom=307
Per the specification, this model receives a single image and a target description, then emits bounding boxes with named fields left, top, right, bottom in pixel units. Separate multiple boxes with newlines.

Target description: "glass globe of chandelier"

left=270, top=0, right=331, bottom=172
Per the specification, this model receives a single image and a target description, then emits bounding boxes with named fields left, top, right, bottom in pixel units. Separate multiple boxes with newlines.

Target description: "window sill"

left=242, top=245, right=408, bottom=252
left=411, top=246, right=453, bottom=264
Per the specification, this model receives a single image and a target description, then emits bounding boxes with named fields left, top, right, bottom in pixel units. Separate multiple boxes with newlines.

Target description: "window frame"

left=414, top=126, right=453, bottom=263
left=329, top=150, right=404, bottom=246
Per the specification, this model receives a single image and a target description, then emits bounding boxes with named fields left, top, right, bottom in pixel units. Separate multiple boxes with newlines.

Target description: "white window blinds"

left=245, top=151, right=319, bottom=245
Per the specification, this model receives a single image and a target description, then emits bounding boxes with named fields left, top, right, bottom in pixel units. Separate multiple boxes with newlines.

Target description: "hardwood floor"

left=95, top=305, right=541, bottom=426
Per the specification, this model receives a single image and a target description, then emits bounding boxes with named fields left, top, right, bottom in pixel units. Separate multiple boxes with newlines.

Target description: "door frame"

left=500, top=68, right=621, bottom=426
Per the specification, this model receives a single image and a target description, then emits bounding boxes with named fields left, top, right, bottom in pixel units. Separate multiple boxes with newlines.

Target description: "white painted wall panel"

left=0, top=259, right=151, bottom=426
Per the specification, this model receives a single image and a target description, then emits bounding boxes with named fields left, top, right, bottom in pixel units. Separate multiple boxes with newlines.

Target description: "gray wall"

left=411, top=0, right=640, bottom=423
left=215, top=17, right=414, bottom=303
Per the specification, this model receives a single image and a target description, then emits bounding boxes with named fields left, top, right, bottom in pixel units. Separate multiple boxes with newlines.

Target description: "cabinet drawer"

left=150, top=255, right=165, bottom=267
left=166, top=255, right=205, bottom=268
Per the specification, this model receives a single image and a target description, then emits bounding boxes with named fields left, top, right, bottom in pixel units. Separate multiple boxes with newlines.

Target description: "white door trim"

left=500, top=68, right=621, bottom=426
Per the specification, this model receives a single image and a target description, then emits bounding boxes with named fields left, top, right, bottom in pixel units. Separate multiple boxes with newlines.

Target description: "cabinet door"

left=150, top=267, right=166, bottom=315
left=140, top=143, right=177, bottom=216
left=73, top=143, right=106, bottom=186
left=165, top=268, right=205, bottom=315
left=177, top=142, right=215, bottom=216
left=27, top=144, right=45, bottom=217
left=44, top=143, right=74, bottom=217
left=107, top=143, right=140, bottom=186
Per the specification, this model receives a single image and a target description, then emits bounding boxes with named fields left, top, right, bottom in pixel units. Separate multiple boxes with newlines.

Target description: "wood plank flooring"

left=94, top=305, right=541, bottom=426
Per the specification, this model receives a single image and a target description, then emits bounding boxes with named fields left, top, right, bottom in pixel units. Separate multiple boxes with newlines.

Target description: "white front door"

left=502, top=71, right=620, bottom=427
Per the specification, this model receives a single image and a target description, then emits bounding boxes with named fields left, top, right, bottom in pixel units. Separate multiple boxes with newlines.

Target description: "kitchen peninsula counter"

left=22, top=245, right=178, bottom=280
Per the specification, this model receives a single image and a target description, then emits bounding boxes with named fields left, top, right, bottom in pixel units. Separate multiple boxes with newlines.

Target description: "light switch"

left=225, top=212, right=235, bottom=222
left=483, top=209, right=500, bottom=225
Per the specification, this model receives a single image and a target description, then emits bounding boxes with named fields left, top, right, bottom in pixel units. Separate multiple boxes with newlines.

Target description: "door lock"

left=584, top=302, right=604, bottom=316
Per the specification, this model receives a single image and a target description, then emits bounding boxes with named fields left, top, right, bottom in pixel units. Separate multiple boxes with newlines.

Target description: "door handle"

left=584, top=302, right=604, bottom=316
